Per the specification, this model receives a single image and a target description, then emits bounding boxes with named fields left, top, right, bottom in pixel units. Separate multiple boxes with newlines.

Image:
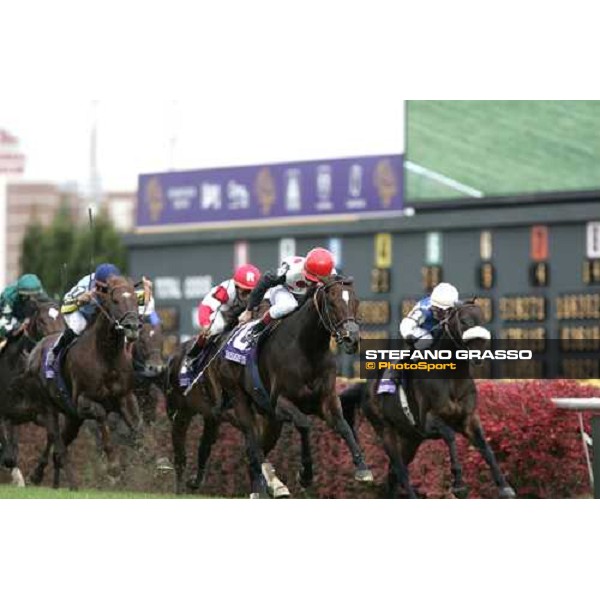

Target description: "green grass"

left=407, top=100, right=600, bottom=200
left=0, top=484, right=214, bottom=499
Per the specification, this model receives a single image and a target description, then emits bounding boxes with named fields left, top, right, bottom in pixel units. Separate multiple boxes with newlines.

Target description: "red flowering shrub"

left=10, top=380, right=598, bottom=498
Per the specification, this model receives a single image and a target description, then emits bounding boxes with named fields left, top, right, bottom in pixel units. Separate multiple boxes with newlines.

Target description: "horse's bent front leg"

left=322, top=394, right=373, bottom=483
left=464, top=414, right=516, bottom=499
left=119, top=392, right=143, bottom=443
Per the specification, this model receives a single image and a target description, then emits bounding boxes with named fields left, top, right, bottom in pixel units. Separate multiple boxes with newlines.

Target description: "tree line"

left=20, top=204, right=127, bottom=299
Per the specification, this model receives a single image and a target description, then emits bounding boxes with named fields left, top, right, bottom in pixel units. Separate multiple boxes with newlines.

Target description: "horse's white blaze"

left=11, top=468, right=25, bottom=487
left=48, top=307, right=59, bottom=320
left=342, top=290, right=350, bottom=305
left=149, top=330, right=155, bottom=337
left=122, top=292, right=132, bottom=298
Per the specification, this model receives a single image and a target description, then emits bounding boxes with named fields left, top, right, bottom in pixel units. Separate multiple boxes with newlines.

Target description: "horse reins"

left=313, top=279, right=359, bottom=344
left=92, top=284, right=138, bottom=332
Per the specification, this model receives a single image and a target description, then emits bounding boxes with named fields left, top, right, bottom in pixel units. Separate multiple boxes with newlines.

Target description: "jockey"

left=239, top=247, right=336, bottom=343
left=182, top=263, right=261, bottom=371
left=399, top=282, right=459, bottom=350
left=45, top=263, right=154, bottom=377
left=0, top=274, right=48, bottom=342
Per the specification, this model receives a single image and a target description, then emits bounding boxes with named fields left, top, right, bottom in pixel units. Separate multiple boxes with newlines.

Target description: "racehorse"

left=0, top=299, right=65, bottom=484
left=362, top=299, right=516, bottom=499
left=210, top=274, right=372, bottom=498
left=22, top=275, right=141, bottom=488
left=132, top=320, right=167, bottom=424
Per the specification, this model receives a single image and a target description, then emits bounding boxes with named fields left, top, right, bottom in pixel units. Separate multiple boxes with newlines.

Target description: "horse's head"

left=25, top=300, right=65, bottom=342
left=443, top=299, right=491, bottom=360
left=314, top=275, right=361, bottom=354
left=133, top=321, right=166, bottom=377
left=97, top=275, right=140, bottom=342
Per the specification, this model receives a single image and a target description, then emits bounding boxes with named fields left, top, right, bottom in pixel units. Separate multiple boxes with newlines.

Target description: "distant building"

left=103, top=191, right=135, bottom=232
left=5, top=182, right=82, bottom=283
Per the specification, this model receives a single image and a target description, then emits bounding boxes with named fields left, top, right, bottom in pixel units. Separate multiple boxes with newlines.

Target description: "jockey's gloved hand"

left=238, top=310, right=252, bottom=324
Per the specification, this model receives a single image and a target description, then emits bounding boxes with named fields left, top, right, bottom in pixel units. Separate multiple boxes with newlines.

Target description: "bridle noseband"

left=93, top=284, right=139, bottom=332
left=312, top=278, right=359, bottom=344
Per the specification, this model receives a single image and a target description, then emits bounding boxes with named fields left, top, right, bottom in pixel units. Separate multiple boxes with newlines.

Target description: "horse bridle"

left=312, top=278, right=359, bottom=344
left=92, top=284, right=139, bottom=332
left=439, top=302, right=477, bottom=353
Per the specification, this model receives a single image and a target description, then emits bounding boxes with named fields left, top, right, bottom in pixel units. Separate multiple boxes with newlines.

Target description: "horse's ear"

left=342, top=276, right=354, bottom=284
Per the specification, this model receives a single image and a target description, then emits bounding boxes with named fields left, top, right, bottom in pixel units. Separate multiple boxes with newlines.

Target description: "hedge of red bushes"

left=10, top=379, right=599, bottom=498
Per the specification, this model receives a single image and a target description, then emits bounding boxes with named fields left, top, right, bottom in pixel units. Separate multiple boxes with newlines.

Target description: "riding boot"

left=182, top=335, right=207, bottom=373
left=247, top=312, right=273, bottom=347
left=46, top=328, right=77, bottom=379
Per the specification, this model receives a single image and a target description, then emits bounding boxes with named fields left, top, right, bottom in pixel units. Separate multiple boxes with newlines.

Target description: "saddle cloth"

left=376, top=378, right=416, bottom=426
left=42, top=344, right=77, bottom=416
left=178, top=338, right=216, bottom=388
left=223, top=320, right=258, bottom=366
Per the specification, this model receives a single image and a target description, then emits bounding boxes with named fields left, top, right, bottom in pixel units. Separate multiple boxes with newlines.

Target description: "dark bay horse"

left=23, top=275, right=141, bottom=488
left=209, top=275, right=372, bottom=497
left=0, top=299, right=65, bottom=484
left=363, top=300, right=516, bottom=499
left=166, top=333, right=311, bottom=497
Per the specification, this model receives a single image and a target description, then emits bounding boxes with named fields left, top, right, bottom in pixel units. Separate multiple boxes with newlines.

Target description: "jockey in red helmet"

left=182, top=263, right=261, bottom=370
left=239, top=247, right=336, bottom=344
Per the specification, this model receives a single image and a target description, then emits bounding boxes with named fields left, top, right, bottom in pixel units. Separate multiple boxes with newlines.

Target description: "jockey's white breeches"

left=265, top=285, right=299, bottom=319
left=64, top=310, right=88, bottom=335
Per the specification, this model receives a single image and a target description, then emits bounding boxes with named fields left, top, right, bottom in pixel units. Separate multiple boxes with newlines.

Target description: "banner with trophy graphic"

left=136, top=154, right=404, bottom=231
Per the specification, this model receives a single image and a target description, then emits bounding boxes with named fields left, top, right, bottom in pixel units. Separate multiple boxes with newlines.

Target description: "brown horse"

left=209, top=275, right=372, bottom=497
left=0, top=299, right=65, bottom=484
left=362, top=300, right=516, bottom=499
left=132, top=320, right=167, bottom=424
left=23, top=275, right=141, bottom=488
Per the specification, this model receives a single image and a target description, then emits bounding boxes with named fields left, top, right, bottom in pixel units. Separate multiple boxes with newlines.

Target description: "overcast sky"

left=2, top=1, right=595, bottom=193
left=0, top=2, right=408, bottom=192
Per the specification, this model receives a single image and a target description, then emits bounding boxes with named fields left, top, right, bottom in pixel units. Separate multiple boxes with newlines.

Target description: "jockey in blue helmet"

left=45, top=263, right=122, bottom=377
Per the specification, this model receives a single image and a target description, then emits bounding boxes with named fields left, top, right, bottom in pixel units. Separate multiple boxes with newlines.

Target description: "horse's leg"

left=118, top=392, right=143, bottom=445
left=171, top=408, right=193, bottom=495
left=381, top=426, right=416, bottom=498
left=260, top=416, right=289, bottom=498
left=232, top=391, right=268, bottom=498
left=425, top=414, right=468, bottom=498
left=276, top=397, right=313, bottom=489
left=321, top=394, right=373, bottom=482
left=188, top=416, right=221, bottom=491
left=5, top=423, right=25, bottom=487
left=30, top=418, right=54, bottom=486
left=463, top=414, right=516, bottom=499
left=54, top=414, right=82, bottom=490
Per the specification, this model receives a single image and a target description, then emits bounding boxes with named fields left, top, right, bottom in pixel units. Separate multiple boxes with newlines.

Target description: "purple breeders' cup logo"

left=145, top=177, right=164, bottom=222
left=374, top=158, right=398, bottom=208
left=255, top=167, right=276, bottom=216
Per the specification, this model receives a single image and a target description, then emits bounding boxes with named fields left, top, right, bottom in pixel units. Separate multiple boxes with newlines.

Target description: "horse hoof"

left=499, top=486, right=516, bottom=499
left=249, top=492, right=260, bottom=499
left=271, top=485, right=291, bottom=499
left=155, top=457, right=174, bottom=473
left=11, top=468, right=25, bottom=488
left=355, top=468, right=374, bottom=482
left=451, top=485, right=469, bottom=499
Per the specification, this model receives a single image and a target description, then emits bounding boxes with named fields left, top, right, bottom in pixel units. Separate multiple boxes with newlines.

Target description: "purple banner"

left=136, top=154, right=403, bottom=229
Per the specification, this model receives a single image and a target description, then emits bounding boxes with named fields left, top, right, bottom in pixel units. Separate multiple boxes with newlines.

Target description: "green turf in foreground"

left=0, top=484, right=216, bottom=499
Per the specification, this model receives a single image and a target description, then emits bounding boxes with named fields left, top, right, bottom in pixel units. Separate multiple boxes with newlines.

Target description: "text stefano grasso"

left=363, top=349, right=533, bottom=361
